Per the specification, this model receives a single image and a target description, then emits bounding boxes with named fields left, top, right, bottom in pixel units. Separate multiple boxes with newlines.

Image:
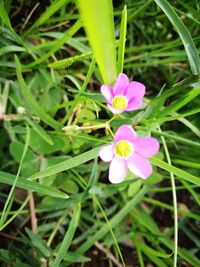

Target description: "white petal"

left=109, top=157, right=127, bottom=183
left=127, top=153, right=152, bottom=179
left=100, top=85, right=113, bottom=103
left=99, top=145, right=114, bottom=162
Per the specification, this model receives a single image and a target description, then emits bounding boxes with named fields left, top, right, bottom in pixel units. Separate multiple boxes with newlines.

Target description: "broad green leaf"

left=28, top=147, right=100, bottom=180
left=77, top=0, right=117, bottom=84
left=154, top=0, right=200, bottom=74
left=0, top=171, right=68, bottom=199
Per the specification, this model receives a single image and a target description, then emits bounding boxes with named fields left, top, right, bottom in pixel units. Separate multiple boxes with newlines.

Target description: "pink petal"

left=127, top=153, right=153, bottom=179
left=107, top=104, right=124, bottom=114
left=133, top=137, right=160, bottom=158
left=125, top=98, right=143, bottom=111
left=113, top=73, right=129, bottom=95
left=125, top=81, right=145, bottom=101
left=109, top=157, right=127, bottom=183
left=99, top=145, right=114, bottom=162
left=100, top=85, right=113, bottom=103
left=114, top=124, right=137, bottom=143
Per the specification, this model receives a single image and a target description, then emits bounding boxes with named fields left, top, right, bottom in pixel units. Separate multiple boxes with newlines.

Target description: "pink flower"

left=100, top=73, right=145, bottom=114
left=99, top=125, right=160, bottom=184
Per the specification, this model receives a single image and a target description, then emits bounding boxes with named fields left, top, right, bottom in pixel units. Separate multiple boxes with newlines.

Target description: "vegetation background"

left=0, top=0, right=200, bottom=266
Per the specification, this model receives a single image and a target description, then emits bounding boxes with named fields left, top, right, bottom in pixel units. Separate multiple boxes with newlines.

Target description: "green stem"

left=158, top=124, right=178, bottom=267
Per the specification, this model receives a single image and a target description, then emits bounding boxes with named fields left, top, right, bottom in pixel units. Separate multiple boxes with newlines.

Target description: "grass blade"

left=150, top=157, right=200, bottom=186
left=0, top=124, right=30, bottom=227
left=77, top=0, right=117, bottom=84
left=154, top=0, right=200, bottom=74
left=0, top=171, right=68, bottom=199
left=76, top=185, right=148, bottom=254
left=52, top=203, right=81, bottom=266
left=23, top=0, right=70, bottom=37
left=28, top=147, right=100, bottom=180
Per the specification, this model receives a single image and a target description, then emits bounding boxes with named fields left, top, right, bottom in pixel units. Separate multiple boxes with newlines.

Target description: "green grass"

left=0, top=0, right=200, bottom=266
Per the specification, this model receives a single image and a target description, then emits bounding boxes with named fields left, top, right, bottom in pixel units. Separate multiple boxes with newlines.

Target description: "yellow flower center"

left=112, top=95, right=128, bottom=109
left=114, top=140, right=133, bottom=159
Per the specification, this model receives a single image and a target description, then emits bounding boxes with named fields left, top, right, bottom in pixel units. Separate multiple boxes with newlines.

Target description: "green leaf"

left=26, top=228, right=51, bottom=257
left=63, top=252, right=90, bottom=263
left=0, top=171, right=68, bottom=199
left=150, top=157, right=200, bottom=186
left=128, top=179, right=142, bottom=197
left=77, top=0, right=117, bottom=84
left=28, top=147, right=100, bottom=180
left=23, top=0, right=70, bottom=37
left=76, top=186, right=148, bottom=254
left=52, top=204, right=81, bottom=266
left=154, top=0, right=200, bottom=74
left=15, top=56, right=61, bottom=130
left=26, top=117, right=53, bottom=145
left=138, top=241, right=172, bottom=258
left=24, top=19, right=82, bottom=69
left=117, top=5, right=127, bottom=74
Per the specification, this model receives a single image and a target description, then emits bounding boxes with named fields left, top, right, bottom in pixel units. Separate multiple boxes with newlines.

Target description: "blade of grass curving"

left=158, top=125, right=178, bottom=267
left=94, top=196, right=126, bottom=267
left=28, top=146, right=100, bottom=180
left=0, top=171, right=68, bottom=199
left=77, top=0, right=117, bottom=84
left=177, top=116, right=200, bottom=138
left=23, top=19, right=82, bottom=69
left=154, top=0, right=200, bottom=75
left=0, top=124, right=30, bottom=227
left=23, top=0, right=70, bottom=37
left=76, top=185, right=148, bottom=254
left=15, top=55, right=62, bottom=130
left=160, top=87, right=200, bottom=117
left=0, top=45, right=26, bottom=56
left=0, top=2, right=36, bottom=59
left=0, top=195, right=30, bottom=231
left=150, top=157, right=200, bottom=186
left=52, top=203, right=81, bottom=267
left=138, top=128, right=200, bottom=148
left=117, top=5, right=127, bottom=74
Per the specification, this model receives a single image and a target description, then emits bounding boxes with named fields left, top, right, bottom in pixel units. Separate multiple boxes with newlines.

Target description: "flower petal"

left=107, top=104, right=124, bottom=114
left=127, top=153, right=153, bottom=179
left=133, top=137, right=160, bottom=158
left=114, top=124, right=137, bottom=143
left=125, top=81, right=145, bottom=101
left=125, top=98, right=143, bottom=111
left=113, top=73, right=129, bottom=95
left=99, top=145, right=114, bottom=162
left=100, top=85, right=113, bottom=103
left=109, top=157, right=127, bottom=183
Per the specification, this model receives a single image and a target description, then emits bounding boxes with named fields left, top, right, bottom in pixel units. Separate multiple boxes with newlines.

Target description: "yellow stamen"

left=112, top=95, right=128, bottom=109
left=114, top=140, right=133, bottom=159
